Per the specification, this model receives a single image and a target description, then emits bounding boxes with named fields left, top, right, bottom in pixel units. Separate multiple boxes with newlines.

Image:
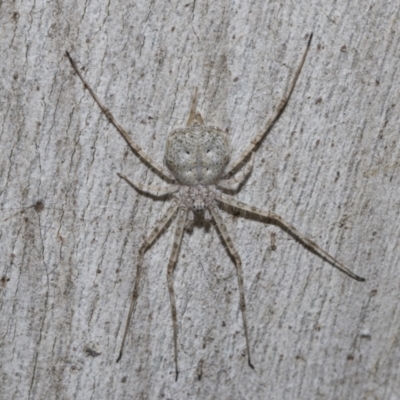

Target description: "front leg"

left=209, top=205, right=254, bottom=370
left=216, top=193, right=365, bottom=282
left=117, top=201, right=179, bottom=363
left=166, top=207, right=188, bottom=381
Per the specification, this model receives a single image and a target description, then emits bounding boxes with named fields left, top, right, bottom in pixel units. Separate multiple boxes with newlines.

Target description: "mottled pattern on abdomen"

left=165, top=125, right=229, bottom=186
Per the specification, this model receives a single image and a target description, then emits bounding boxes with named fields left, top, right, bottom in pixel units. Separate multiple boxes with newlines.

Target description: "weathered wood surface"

left=1, top=1, right=399, bottom=399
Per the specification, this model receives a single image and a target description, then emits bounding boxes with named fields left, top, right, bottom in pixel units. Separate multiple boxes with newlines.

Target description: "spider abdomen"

left=165, top=125, right=229, bottom=186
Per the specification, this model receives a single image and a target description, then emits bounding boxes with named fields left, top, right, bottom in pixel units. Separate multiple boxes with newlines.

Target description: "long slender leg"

left=208, top=205, right=255, bottom=370
left=224, top=34, right=313, bottom=176
left=118, top=173, right=179, bottom=197
left=217, top=153, right=254, bottom=191
left=117, top=201, right=179, bottom=363
left=216, top=193, right=365, bottom=282
left=166, top=207, right=188, bottom=381
left=66, top=51, right=176, bottom=182
left=186, top=87, right=204, bottom=126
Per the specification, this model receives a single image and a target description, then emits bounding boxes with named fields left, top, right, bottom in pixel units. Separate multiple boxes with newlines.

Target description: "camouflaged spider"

left=66, top=33, right=364, bottom=380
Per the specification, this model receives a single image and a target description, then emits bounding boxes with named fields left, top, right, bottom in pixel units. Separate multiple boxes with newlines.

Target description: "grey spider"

left=66, top=33, right=364, bottom=380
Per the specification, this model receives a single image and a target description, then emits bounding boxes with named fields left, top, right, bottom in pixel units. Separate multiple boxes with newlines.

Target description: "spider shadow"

left=184, top=216, right=213, bottom=234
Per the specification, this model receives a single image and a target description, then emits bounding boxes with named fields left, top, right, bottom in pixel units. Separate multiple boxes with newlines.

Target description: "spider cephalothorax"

left=67, top=33, right=364, bottom=380
left=178, top=185, right=217, bottom=218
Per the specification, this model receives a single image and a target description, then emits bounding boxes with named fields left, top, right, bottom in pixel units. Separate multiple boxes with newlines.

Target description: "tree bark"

left=1, top=1, right=399, bottom=399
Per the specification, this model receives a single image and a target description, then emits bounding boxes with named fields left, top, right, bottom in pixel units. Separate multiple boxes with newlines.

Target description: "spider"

left=66, top=33, right=364, bottom=380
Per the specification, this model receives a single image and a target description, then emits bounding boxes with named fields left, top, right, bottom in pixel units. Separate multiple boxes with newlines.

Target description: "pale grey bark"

left=1, top=1, right=399, bottom=399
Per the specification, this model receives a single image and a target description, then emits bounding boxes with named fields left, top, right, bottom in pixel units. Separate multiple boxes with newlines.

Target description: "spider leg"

left=118, top=173, right=179, bottom=197
left=224, top=33, right=313, bottom=176
left=208, top=205, right=255, bottom=370
left=65, top=51, right=176, bottom=183
left=186, top=87, right=205, bottom=126
left=117, top=201, right=179, bottom=363
left=166, top=207, right=188, bottom=381
left=216, top=193, right=365, bottom=282
left=218, top=153, right=254, bottom=191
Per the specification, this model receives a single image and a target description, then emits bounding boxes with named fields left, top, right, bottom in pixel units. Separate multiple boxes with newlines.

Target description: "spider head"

left=189, top=200, right=211, bottom=222
left=192, top=199, right=205, bottom=213
left=182, top=185, right=213, bottom=221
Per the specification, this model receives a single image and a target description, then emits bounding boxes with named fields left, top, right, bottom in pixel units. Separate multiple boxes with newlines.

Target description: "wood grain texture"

left=1, top=1, right=399, bottom=399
